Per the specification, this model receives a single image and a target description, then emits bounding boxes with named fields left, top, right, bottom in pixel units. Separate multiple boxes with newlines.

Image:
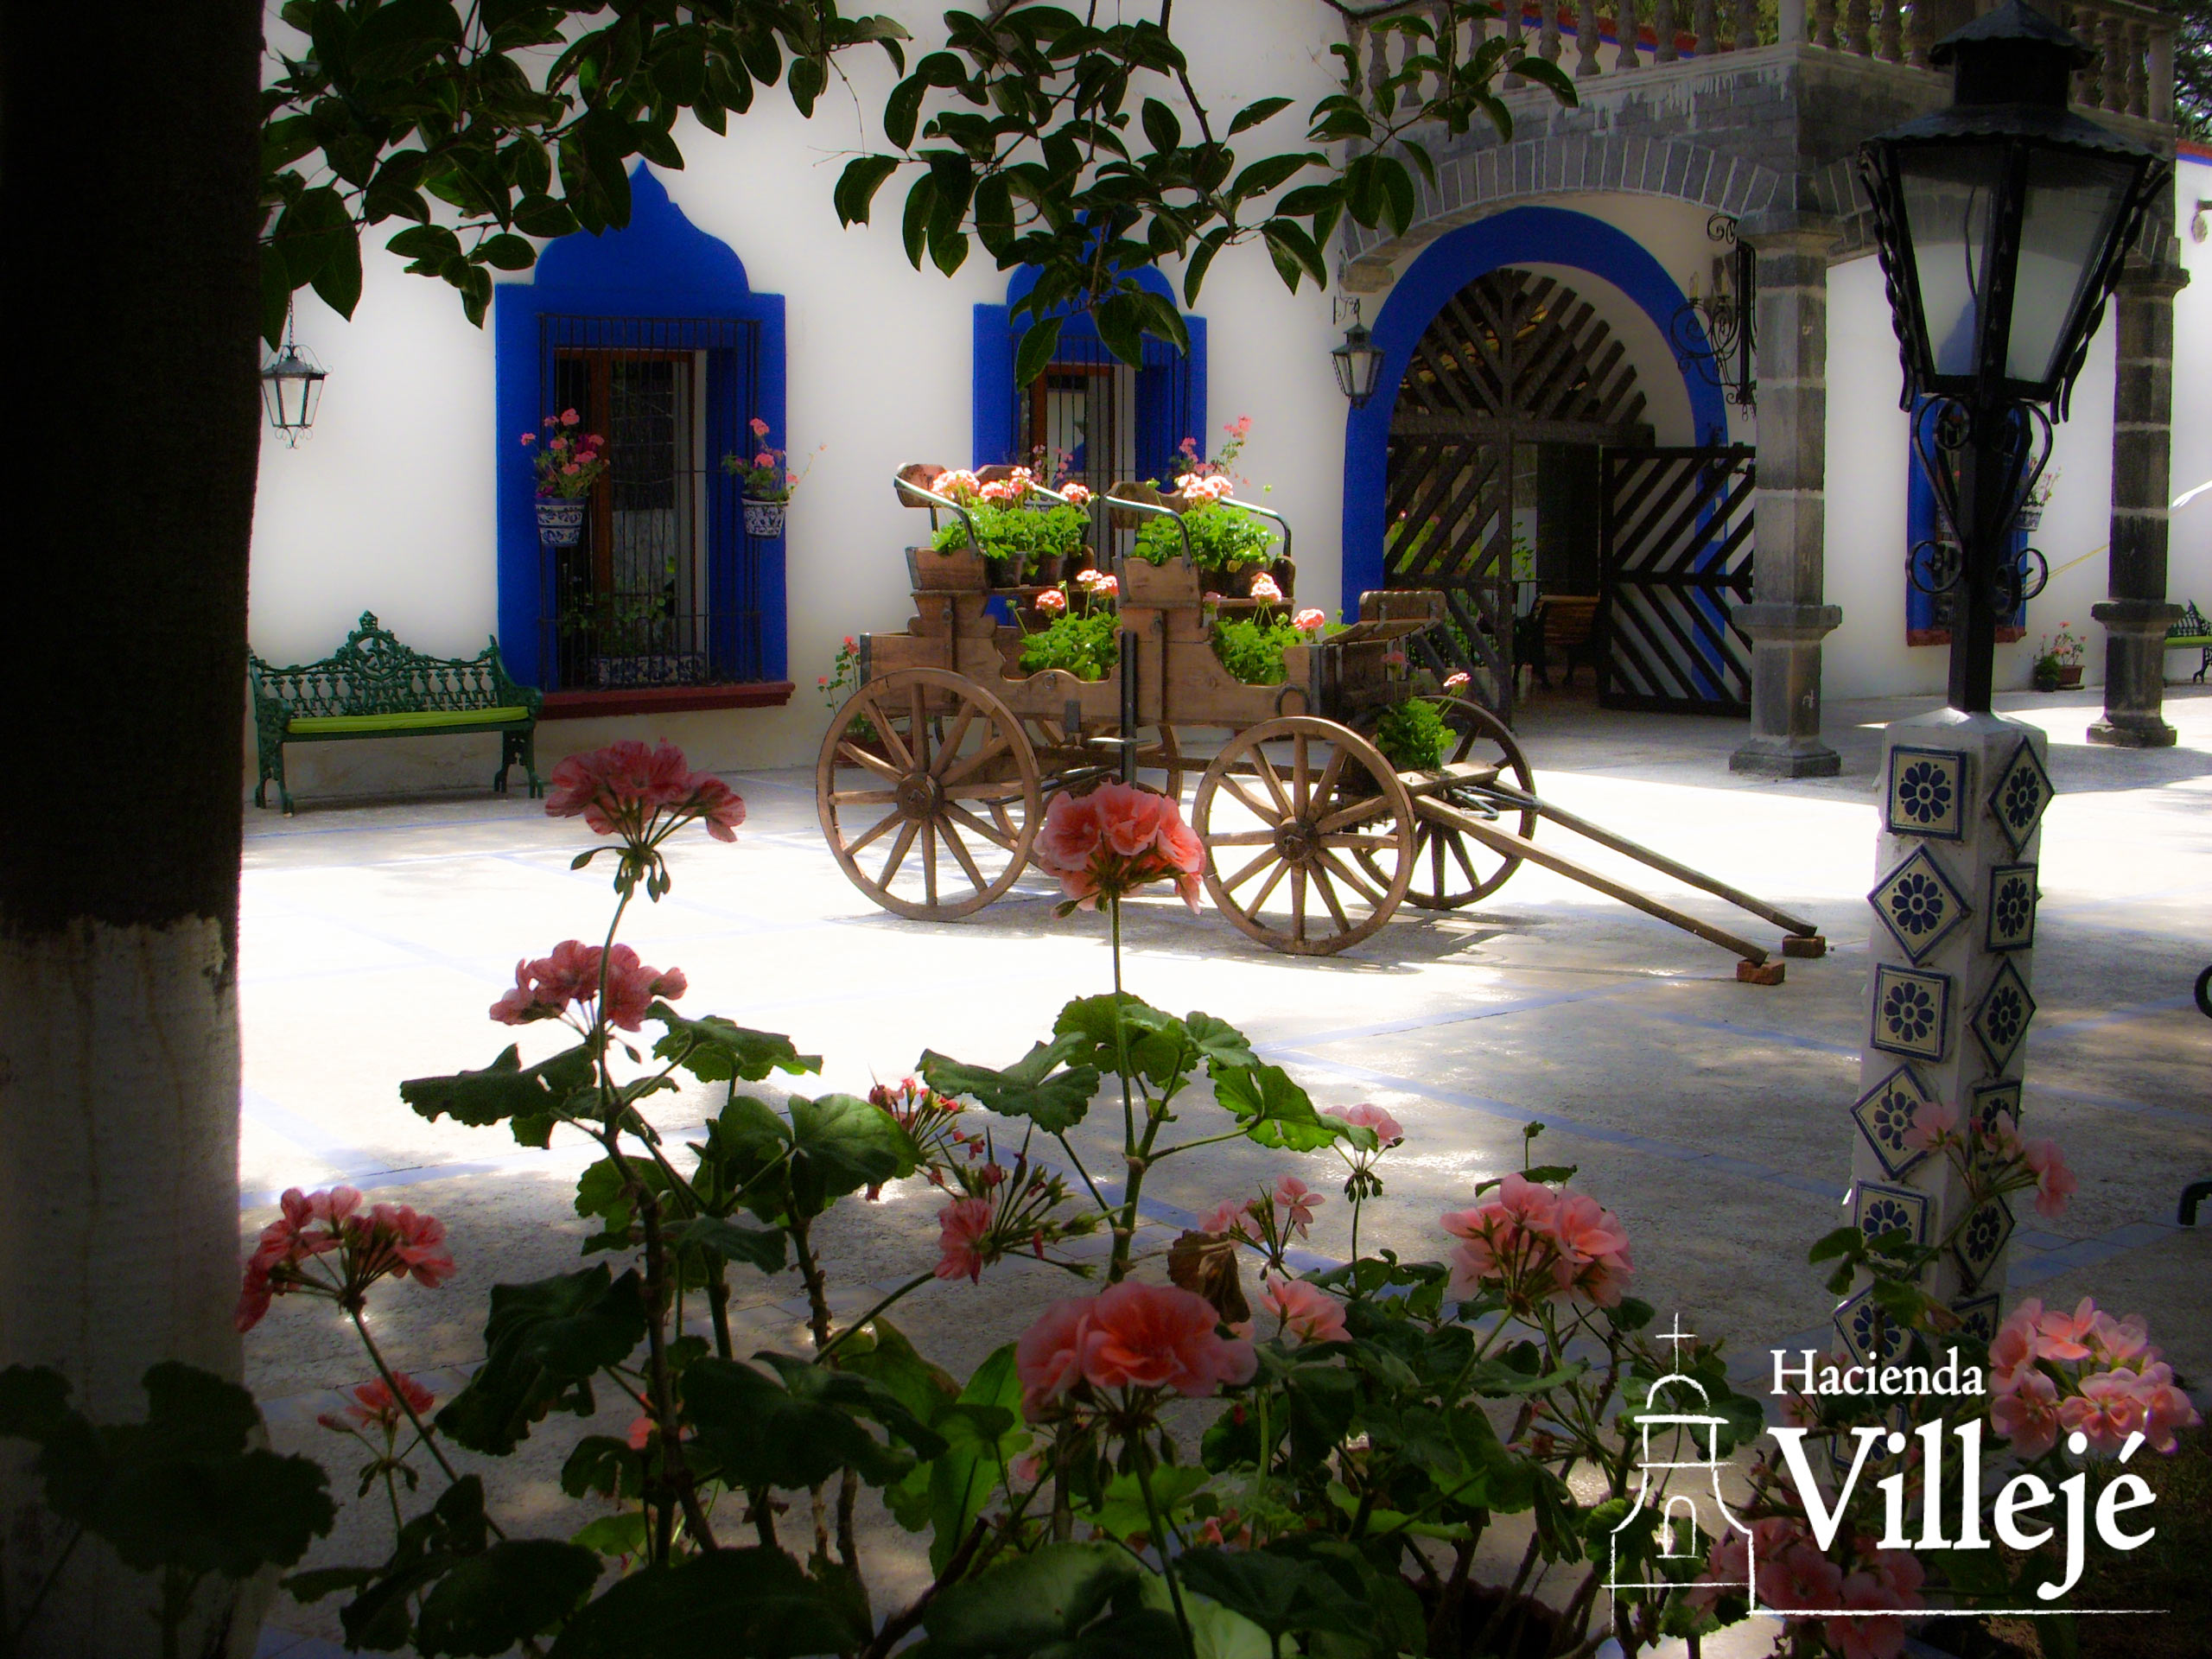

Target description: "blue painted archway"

left=1339, top=206, right=1724, bottom=602
left=493, top=168, right=787, bottom=687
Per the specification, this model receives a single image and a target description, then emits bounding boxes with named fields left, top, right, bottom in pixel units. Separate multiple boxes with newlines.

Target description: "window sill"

left=540, top=683, right=795, bottom=720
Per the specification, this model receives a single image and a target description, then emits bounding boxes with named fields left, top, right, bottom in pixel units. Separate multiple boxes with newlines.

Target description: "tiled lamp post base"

left=1842, top=709, right=2051, bottom=1360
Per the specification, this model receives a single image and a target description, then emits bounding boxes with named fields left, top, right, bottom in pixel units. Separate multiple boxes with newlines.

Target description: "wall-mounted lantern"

left=1331, top=296, right=1385, bottom=409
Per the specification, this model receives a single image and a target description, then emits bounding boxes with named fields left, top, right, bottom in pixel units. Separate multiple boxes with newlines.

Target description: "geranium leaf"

left=919, top=1038, right=1100, bottom=1131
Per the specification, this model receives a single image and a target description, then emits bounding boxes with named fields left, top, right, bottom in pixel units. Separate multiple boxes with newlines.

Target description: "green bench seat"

left=2167, top=600, right=2212, bottom=683
left=250, top=613, right=543, bottom=814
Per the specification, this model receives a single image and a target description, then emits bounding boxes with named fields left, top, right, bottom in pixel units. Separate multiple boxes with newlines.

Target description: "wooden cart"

left=816, top=470, right=1823, bottom=969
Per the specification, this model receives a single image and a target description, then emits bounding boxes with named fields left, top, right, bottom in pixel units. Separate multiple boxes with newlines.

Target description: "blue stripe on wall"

left=1338, top=206, right=1723, bottom=604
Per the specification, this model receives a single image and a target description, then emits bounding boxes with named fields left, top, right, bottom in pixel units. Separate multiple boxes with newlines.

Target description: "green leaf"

left=1084, top=1463, right=1210, bottom=1544
left=924, top=1344, right=1027, bottom=1571
left=402, top=1043, right=594, bottom=1147
left=1014, top=315, right=1065, bottom=389
left=570, top=1510, right=650, bottom=1559
left=1184, top=1011, right=1256, bottom=1071
left=924, top=1541, right=1142, bottom=1658
left=474, top=232, right=537, bottom=270
left=836, top=154, right=902, bottom=226
left=1140, top=97, right=1182, bottom=153
left=550, top=1547, right=865, bottom=1658
left=310, top=226, right=364, bottom=319
left=1175, top=1547, right=1370, bottom=1643
left=901, top=173, right=938, bottom=270
left=435, top=1266, right=648, bottom=1455
left=0, top=1363, right=334, bottom=1582
left=512, top=193, right=579, bottom=238
left=682, top=1357, right=938, bottom=1491
left=1228, top=96, right=1294, bottom=137
left=1808, top=1224, right=1864, bottom=1264
left=1052, top=994, right=1196, bottom=1088
left=649, top=1004, right=821, bottom=1084
left=788, top=1092, right=919, bottom=1216
left=664, top=1214, right=788, bottom=1274
left=560, top=1435, right=644, bottom=1503
left=416, top=1540, right=602, bottom=1656
left=919, top=1038, right=1100, bottom=1132
left=1211, top=1063, right=1348, bottom=1151
left=1228, top=152, right=1313, bottom=202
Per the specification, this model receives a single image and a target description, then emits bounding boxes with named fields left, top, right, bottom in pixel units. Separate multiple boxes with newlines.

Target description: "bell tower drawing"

left=1606, top=1319, right=1756, bottom=1603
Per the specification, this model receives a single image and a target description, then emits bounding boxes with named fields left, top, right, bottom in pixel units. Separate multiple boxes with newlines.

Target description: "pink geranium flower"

left=1015, top=1297, right=1094, bottom=1419
left=318, top=1373, right=435, bottom=1435
left=1825, top=1573, right=1907, bottom=1659
left=236, top=1188, right=455, bottom=1332
left=1272, top=1176, right=1324, bottom=1235
left=1293, top=608, right=1326, bottom=632
left=934, top=1197, right=995, bottom=1284
left=1258, top=1274, right=1346, bottom=1344
left=2135, top=1361, right=2202, bottom=1452
left=489, top=941, right=686, bottom=1032
left=2033, top=1297, right=2100, bottom=1363
left=1248, top=573, right=1282, bottom=603
left=1325, top=1103, right=1403, bottom=1148
left=2023, top=1138, right=2077, bottom=1218
left=1077, top=1281, right=1256, bottom=1395
left=1992, top=1367, right=2063, bottom=1457
left=545, top=740, right=746, bottom=848
left=1903, top=1098, right=1960, bottom=1152
left=1758, top=1541, right=1844, bottom=1613
left=1028, top=782, right=1205, bottom=913
left=1035, top=588, right=1067, bottom=614
left=2061, top=1369, right=2147, bottom=1455
left=1441, top=671, right=1471, bottom=692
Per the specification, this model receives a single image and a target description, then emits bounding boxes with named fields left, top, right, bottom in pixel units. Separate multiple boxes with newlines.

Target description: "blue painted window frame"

left=971, top=268, right=1205, bottom=483
left=494, top=168, right=788, bottom=688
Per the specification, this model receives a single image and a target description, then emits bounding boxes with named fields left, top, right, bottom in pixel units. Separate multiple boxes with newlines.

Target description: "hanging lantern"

left=259, top=311, right=327, bottom=445
left=1331, top=299, right=1386, bottom=409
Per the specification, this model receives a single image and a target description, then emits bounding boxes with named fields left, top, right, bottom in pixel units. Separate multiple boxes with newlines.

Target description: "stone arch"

left=1338, top=136, right=1798, bottom=286
left=1341, top=205, right=1725, bottom=603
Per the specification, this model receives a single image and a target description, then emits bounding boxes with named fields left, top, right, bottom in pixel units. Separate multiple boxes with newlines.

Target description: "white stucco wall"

left=246, top=1, right=1351, bottom=798
left=1821, top=253, right=2120, bottom=702
left=2164, top=150, right=2212, bottom=652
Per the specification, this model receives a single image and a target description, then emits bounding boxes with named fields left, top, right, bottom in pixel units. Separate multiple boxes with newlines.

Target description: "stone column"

left=1732, top=213, right=1843, bottom=779
left=2089, top=260, right=2190, bottom=749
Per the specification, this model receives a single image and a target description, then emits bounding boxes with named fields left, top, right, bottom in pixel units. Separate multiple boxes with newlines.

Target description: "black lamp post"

left=1858, top=0, right=2166, bottom=712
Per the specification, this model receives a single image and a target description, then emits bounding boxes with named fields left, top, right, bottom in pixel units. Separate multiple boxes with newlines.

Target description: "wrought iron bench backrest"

left=250, top=613, right=534, bottom=719
left=2167, top=601, right=2211, bottom=641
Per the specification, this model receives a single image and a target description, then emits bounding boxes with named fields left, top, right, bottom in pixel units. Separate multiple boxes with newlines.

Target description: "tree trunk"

left=0, top=3, right=266, bottom=1652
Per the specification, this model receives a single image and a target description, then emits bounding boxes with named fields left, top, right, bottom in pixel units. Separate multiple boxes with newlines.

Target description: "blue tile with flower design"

left=1854, top=1180, right=1933, bottom=1254
left=1987, top=738, right=2053, bottom=855
left=1985, top=862, right=2037, bottom=953
left=1970, top=1077, right=2022, bottom=1139
left=1951, top=1292, right=2002, bottom=1344
left=1870, top=846, right=1972, bottom=963
left=1886, top=746, right=1967, bottom=841
left=1870, top=963, right=1950, bottom=1062
left=1834, top=1285, right=1913, bottom=1368
left=1951, top=1196, right=2015, bottom=1292
left=1968, top=958, right=2037, bottom=1071
left=1851, top=1066, right=1936, bottom=1180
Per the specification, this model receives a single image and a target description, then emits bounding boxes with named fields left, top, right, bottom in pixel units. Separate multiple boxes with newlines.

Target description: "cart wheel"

left=1192, top=716, right=1416, bottom=956
left=1359, top=697, right=1537, bottom=909
left=817, top=668, right=1042, bottom=920
left=1021, top=717, right=1186, bottom=806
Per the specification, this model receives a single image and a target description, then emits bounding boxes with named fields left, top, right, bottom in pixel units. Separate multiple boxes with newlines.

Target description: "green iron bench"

left=249, top=612, right=543, bottom=814
left=2166, top=600, right=2212, bottom=683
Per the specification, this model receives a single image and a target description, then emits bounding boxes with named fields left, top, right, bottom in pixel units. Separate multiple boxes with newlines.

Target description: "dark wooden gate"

left=1384, top=269, right=1649, bottom=715
left=1596, top=446, right=1757, bottom=715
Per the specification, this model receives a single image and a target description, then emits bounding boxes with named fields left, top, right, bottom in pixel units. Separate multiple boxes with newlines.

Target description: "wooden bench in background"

left=250, top=612, right=542, bottom=815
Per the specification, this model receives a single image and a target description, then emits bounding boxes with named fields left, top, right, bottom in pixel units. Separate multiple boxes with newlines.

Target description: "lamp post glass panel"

left=259, top=315, right=327, bottom=447
left=1843, top=0, right=2165, bottom=1351
left=1332, top=313, right=1385, bottom=409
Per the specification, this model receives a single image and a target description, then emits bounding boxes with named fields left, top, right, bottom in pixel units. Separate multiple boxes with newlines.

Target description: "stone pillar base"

left=2087, top=598, right=2182, bottom=749
left=1731, top=601, right=1843, bottom=777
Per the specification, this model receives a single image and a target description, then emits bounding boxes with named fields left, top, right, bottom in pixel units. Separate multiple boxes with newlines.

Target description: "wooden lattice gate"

left=1383, top=268, right=1650, bottom=716
left=1596, top=446, right=1757, bottom=715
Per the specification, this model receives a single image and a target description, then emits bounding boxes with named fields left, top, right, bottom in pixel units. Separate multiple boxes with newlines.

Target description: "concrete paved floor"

left=242, top=685, right=2212, bottom=1656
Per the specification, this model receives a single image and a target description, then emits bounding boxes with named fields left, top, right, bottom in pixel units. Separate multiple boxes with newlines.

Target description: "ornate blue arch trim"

left=972, top=267, right=1205, bottom=480
left=493, top=168, right=787, bottom=685
left=1338, top=206, right=1721, bottom=603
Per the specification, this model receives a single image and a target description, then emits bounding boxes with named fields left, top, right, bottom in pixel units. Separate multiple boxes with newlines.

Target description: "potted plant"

left=523, top=410, right=607, bottom=546
left=721, top=416, right=812, bottom=537
left=2018, top=464, right=2058, bottom=531
left=1014, top=578, right=1119, bottom=680
left=2037, top=622, right=2086, bottom=689
left=929, top=468, right=1091, bottom=588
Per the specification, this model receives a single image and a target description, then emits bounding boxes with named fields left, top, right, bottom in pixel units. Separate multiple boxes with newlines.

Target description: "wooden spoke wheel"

left=1359, top=697, right=1537, bottom=909
left=816, top=668, right=1042, bottom=920
left=1192, top=716, right=1416, bottom=957
left=1021, top=717, right=1186, bottom=807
